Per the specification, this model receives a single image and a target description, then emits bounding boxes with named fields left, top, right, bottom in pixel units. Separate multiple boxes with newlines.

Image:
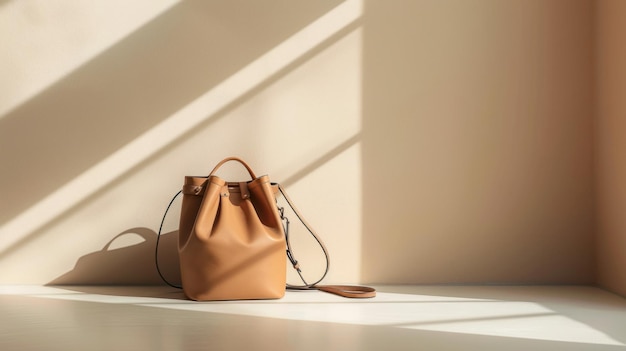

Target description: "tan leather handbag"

left=156, top=157, right=375, bottom=300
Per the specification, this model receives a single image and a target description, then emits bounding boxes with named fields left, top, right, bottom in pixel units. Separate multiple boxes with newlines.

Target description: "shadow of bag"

left=51, top=228, right=180, bottom=285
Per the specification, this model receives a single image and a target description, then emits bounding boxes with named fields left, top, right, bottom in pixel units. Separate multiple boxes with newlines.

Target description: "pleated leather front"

left=178, top=174, right=286, bottom=301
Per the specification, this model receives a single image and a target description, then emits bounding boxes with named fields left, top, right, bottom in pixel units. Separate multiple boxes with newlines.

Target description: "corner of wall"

left=594, top=0, right=626, bottom=297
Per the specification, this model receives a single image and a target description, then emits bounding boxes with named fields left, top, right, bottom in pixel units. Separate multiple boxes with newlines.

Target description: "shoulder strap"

left=155, top=190, right=183, bottom=289
left=278, top=184, right=376, bottom=299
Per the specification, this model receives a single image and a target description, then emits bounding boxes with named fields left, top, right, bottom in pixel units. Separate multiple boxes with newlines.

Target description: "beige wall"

left=0, top=0, right=618, bottom=291
left=361, top=0, right=595, bottom=284
left=0, top=0, right=363, bottom=285
left=596, top=0, right=626, bottom=296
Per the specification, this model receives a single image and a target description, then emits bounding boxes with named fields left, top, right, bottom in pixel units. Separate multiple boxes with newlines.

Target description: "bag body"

left=178, top=159, right=286, bottom=301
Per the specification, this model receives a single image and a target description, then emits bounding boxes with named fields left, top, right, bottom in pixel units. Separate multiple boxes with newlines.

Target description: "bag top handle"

left=209, top=157, right=257, bottom=179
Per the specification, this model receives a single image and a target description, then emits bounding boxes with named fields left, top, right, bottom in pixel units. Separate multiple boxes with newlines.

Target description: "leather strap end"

left=316, top=285, right=376, bottom=298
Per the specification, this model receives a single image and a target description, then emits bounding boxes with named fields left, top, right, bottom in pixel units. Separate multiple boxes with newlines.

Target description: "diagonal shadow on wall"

left=0, top=0, right=344, bottom=228
left=0, top=1, right=360, bottom=284
left=0, top=0, right=364, bottom=260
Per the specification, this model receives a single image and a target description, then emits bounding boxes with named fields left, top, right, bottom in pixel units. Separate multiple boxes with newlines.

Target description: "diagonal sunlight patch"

left=141, top=296, right=623, bottom=346
left=3, top=285, right=624, bottom=347
left=0, top=0, right=363, bottom=255
left=403, top=313, right=624, bottom=346
left=0, top=0, right=180, bottom=118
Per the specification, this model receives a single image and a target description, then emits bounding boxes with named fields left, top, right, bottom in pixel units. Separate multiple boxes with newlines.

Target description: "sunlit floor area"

left=1, top=285, right=625, bottom=350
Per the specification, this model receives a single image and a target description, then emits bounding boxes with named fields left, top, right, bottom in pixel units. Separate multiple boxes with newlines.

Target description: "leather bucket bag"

left=178, top=157, right=286, bottom=301
left=156, top=157, right=375, bottom=300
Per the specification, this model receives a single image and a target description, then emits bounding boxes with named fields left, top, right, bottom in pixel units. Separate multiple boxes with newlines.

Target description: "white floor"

left=1, top=285, right=625, bottom=351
